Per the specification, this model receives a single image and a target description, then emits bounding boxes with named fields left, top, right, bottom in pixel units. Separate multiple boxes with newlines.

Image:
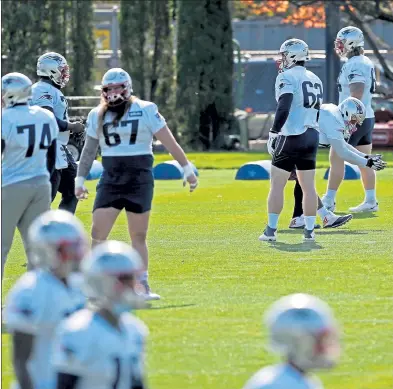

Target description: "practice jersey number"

left=103, top=120, right=139, bottom=147
left=302, top=81, right=323, bottom=110
left=17, top=123, right=52, bottom=158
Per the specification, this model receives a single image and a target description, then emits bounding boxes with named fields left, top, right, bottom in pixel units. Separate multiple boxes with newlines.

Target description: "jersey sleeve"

left=47, top=111, right=59, bottom=141
left=145, top=103, right=167, bottom=134
left=4, top=273, right=47, bottom=335
left=1, top=113, right=12, bottom=143
left=275, top=73, right=295, bottom=100
left=52, top=317, right=93, bottom=376
left=86, top=108, right=99, bottom=139
left=31, top=84, right=56, bottom=109
left=346, top=63, right=367, bottom=84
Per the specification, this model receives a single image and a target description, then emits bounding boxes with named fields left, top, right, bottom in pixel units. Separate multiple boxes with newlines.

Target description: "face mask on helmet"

left=312, top=327, right=341, bottom=369
left=334, top=39, right=346, bottom=57
left=102, top=83, right=130, bottom=106
left=59, top=65, right=70, bottom=88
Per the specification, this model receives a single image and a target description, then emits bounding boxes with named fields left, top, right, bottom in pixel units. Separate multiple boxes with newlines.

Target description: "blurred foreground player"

left=53, top=241, right=148, bottom=389
left=4, top=210, right=88, bottom=389
left=243, top=293, right=341, bottom=389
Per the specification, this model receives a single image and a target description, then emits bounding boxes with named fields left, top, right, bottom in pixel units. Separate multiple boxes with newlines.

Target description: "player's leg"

left=1, top=184, right=29, bottom=280
left=316, top=196, right=353, bottom=228
left=349, top=118, right=377, bottom=212
left=91, top=207, right=122, bottom=247
left=50, top=169, right=61, bottom=203
left=124, top=179, right=158, bottom=300
left=57, top=150, right=78, bottom=214
left=260, top=135, right=292, bottom=241
left=322, top=147, right=344, bottom=211
left=17, top=182, right=51, bottom=270
left=289, top=171, right=305, bottom=228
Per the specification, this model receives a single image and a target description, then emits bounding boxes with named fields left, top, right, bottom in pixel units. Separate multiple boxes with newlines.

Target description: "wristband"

left=75, top=176, right=86, bottom=188
left=182, top=163, right=194, bottom=178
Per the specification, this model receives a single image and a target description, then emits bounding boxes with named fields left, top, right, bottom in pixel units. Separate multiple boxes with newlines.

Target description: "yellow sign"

left=94, top=29, right=110, bottom=50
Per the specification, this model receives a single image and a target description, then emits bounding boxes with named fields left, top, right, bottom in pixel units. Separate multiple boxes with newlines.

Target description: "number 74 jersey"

left=86, top=99, right=167, bottom=157
left=275, top=66, right=323, bottom=136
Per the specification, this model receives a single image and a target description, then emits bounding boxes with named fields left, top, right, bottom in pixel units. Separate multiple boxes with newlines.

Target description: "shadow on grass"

left=269, top=242, right=323, bottom=253
left=351, top=212, right=379, bottom=219
left=148, top=303, right=196, bottom=311
left=279, top=229, right=374, bottom=235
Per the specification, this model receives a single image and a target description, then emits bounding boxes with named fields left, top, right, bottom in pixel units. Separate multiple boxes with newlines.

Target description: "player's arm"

left=329, top=138, right=368, bottom=166
left=1, top=138, right=5, bottom=155
left=56, top=373, right=80, bottom=389
left=347, top=67, right=366, bottom=100
left=41, top=106, right=84, bottom=133
left=47, top=139, right=57, bottom=175
left=271, top=93, right=293, bottom=133
left=12, top=331, right=35, bottom=389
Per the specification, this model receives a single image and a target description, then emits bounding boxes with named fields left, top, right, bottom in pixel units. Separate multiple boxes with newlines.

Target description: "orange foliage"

left=240, top=0, right=357, bottom=29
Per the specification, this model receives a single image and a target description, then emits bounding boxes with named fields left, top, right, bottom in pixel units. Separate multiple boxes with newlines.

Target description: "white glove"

left=74, top=177, right=89, bottom=200
left=182, top=163, right=198, bottom=193
left=267, top=131, right=280, bottom=156
left=366, top=155, right=387, bottom=171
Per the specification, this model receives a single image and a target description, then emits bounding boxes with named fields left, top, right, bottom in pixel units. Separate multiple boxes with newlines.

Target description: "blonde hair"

left=97, top=95, right=136, bottom=133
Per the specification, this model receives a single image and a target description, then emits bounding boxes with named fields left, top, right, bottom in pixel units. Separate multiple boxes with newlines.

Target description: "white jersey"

left=4, top=270, right=86, bottom=389
left=243, top=364, right=323, bottom=389
left=1, top=105, right=58, bottom=187
left=52, top=309, right=148, bottom=389
left=275, top=67, right=323, bottom=136
left=86, top=98, right=166, bottom=157
left=318, top=104, right=345, bottom=146
left=337, top=55, right=375, bottom=118
left=30, top=80, right=70, bottom=144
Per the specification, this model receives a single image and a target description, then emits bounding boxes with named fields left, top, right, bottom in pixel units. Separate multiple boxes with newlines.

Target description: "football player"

left=260, top=39, right=322, bottom=242
left=323, top=26, right=379, bottom=213
left=1, top=72, right=58, bottom=279
left=243, top=293, right=341, bottom=389
left=289, top=97, right=386, bottom=229
left=4, top=210, right=88, bottom=389
left=30, top=52, right=85, bottom=214
left=52, top=241, right=148, bottom=389
left=74, top=68, right=198, bottom=300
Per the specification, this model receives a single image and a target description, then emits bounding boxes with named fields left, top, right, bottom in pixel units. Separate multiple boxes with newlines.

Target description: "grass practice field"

left=2, top=151, right=393, bottom=389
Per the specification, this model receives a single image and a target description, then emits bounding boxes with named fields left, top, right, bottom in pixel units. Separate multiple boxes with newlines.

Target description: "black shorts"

left=348, top=117, right=374, bottom=147
left=93, top=155, right=154, bottom=214
left=272, top=128, right=319, bottom=172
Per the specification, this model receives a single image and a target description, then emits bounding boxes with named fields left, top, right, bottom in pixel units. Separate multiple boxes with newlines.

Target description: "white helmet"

left=2, top=72, right=32, bottom=108
left=28, top=210, right=88, bottom=277
left=277, top=39, right=310, bottom=73
left=338, top=97, right=366, bottom=139
left=265, top=293, right=341, bottom=371
left=335, top=26, right=364, bottom=58
left=81, top=241, right=145, bottom=314
left=37, top=52, right=70, bottom=88
left=101, top=68, right=133, bottom=106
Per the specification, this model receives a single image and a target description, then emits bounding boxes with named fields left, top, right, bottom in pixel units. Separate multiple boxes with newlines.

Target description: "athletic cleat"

left=140, top=280, right=161, bottom=301
left=259, top=226, right=277, bottom=242
left=349, top=201, right=379, bottom=213
left=321, top=195, right=336, bottom=212
left=303, top=228, right=315, bottom=242
left=289, top=216, right=321, bottom=229
left=323, top=213, right=353, bottom=228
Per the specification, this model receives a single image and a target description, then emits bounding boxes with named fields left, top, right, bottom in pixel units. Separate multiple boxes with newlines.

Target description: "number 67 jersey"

left=86, top=99, right=166, bottom=157
left=275, top=66, right=323, bottom=136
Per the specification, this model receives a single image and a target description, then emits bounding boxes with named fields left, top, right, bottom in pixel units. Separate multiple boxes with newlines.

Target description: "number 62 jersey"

left=275, top=66, right=323, bottom=136
left=86, top=99, right=166, bottom=157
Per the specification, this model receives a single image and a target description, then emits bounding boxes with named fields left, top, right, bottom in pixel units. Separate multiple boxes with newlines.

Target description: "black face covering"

left=107, top=99, right=127, bottom=113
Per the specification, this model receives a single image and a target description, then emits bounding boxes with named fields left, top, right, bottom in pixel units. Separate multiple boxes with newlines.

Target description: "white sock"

left=326, top=189, right=337, bottom=201
left=317, top=206, right=330, bottom=219
left=268, top=213, right=279, bottom=229
left=138, top=271, right=149, bottom=283
left=365, top=189, right=376, bottom=203
left=304, top=216, right=316, bottom=231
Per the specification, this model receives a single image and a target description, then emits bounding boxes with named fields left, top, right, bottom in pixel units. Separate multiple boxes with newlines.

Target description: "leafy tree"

left=176, top=0, right=234, bottom=150
left=68, top=0, right=95, bottom=95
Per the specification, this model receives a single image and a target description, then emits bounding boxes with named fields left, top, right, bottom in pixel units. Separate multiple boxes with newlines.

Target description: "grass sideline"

left=153, top=148, right=393, bottom=169
left=2, top=167, right=393, bottom=389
